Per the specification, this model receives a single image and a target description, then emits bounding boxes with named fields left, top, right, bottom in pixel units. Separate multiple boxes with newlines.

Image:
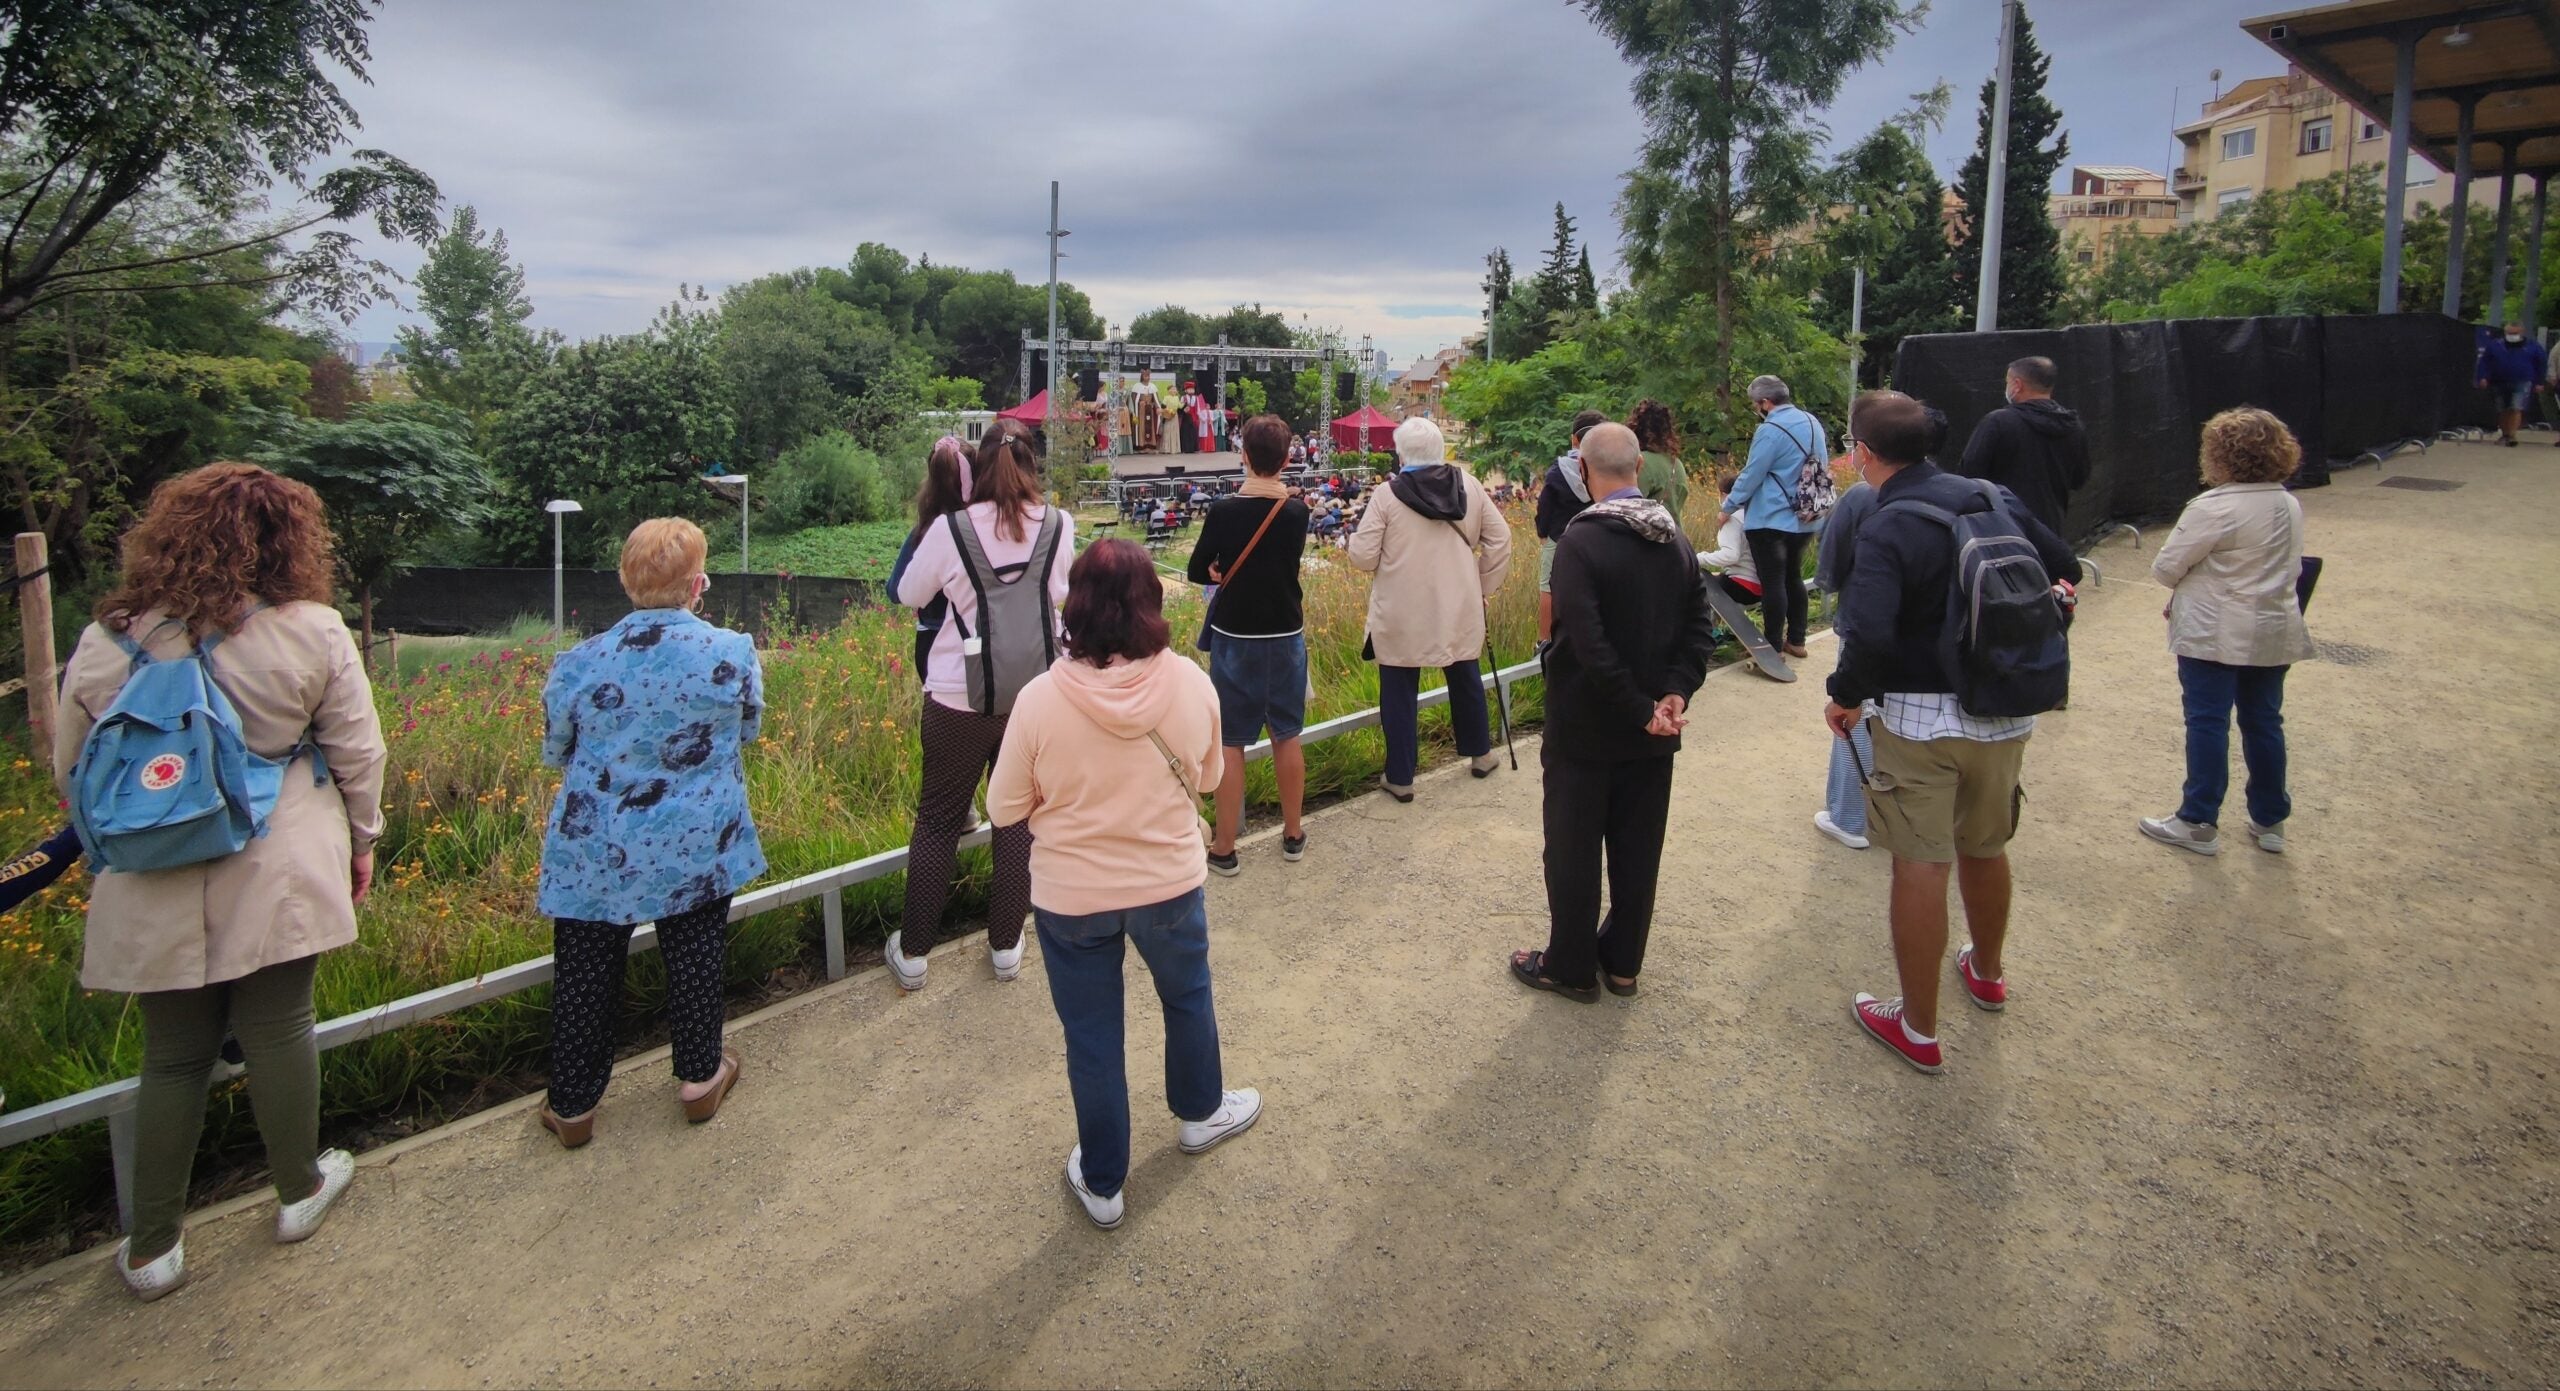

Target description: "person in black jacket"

left=1534, top=408, right=1611, bottom=643
left=1824, top=391, right=2081, bottom=1076
left=1511, top=423, right=1716, bottom=1002
left=1956, top=355, right=2091, bottom=537
left=1187, top=414, right=1311, bottom=875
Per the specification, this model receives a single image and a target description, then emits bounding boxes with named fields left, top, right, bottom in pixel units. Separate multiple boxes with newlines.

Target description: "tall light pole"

left=1974, top=0, right=2020, bottom=332
left=710, top=474, right=749, bottom=577
left=545, top=498, right=583, bottom=632
left=1045, top=181, right=1069, bottom=425
left=1847, top=203, right=1868, bottom=424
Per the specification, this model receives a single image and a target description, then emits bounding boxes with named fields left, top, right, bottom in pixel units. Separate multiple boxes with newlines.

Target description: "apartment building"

left=2051, top=166, right=2182, bottom=265
left=2174, top=67, right=2448, bottom=221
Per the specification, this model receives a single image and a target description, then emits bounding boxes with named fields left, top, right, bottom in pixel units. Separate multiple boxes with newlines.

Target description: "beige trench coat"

left=1348, top=470, right=1513, bottom=668
left=55, top=601, right=387, bottom=994
left=2152, top=482, right=2316, bottom=668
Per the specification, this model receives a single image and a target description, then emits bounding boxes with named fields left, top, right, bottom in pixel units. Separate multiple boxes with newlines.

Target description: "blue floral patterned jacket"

left=538, top=609, right=766, bottom=924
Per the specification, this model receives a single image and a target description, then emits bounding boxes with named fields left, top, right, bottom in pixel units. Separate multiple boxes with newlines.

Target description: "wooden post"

left=15, top=532, right=56, bottom=772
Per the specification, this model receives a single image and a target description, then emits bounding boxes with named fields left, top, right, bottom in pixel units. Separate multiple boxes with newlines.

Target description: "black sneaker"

left=1281, top=833, right=1306, bottom=862
left=1206, top=848, right=1241, bottom=878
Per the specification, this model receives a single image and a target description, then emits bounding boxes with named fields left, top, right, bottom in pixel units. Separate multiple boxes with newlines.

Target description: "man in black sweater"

left=1510, top=422, right=1717, bottom=1002
left=1825, top=391, right=2080, bottom=1075
left=1956, top=355, right=2091, bottom=537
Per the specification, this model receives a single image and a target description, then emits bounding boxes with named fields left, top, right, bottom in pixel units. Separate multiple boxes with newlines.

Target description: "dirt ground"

left=3, top=443, right=2555, bottom=1389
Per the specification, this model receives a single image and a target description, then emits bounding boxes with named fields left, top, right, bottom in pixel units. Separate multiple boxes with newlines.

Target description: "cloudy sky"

left=336, top=0, right=2276, bottom=372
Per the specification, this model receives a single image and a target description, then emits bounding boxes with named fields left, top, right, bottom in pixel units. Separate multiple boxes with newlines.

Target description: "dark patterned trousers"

left=903, top=699, right=1032, bottom=956
left=547, top=895, right=731, bottom=1119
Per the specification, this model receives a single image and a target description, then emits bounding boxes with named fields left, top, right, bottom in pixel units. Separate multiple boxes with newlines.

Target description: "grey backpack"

left=946, top=508, right=1064, bottom=716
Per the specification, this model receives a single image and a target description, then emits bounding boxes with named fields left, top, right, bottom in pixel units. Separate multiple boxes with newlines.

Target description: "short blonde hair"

left=2198, top=408, right=2300, bottom=487
left=1393, top=415, right=1446, bottom=467
left=619, top=517, right=708, bottom=609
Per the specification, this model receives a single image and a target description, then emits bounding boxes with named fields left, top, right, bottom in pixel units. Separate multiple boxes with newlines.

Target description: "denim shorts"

left=1208, top=632, right=1308, bottom=747
left=2497, top=382, right=2533, bottom=411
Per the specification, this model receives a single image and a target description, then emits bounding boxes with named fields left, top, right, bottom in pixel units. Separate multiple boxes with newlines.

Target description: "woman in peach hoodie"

left=988, top=539, right=1264, bottom=1230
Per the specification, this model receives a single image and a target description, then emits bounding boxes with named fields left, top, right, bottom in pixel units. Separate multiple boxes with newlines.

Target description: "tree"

left=1817, top=119, right=1962, bottom=387
left=1534, top=202, right=1582, bottom=320
left=304, top=351, right=369, bottom=421
left=1579, top=0, right=1917, bottom=437
left=0, top=0, right=439, bottom=328
left=1482, top=247, right=1514, bottom=319
left=1952, top=1, right=2069, bottom=329
left=1574, top=245, right=1600, bottom=311
left=1127, top=304, right=1212, bottom=345
left=252, top=402, right=490, bottom=657
left=394, top=206, right=551, bottom=432
left=715, top=270, right=911, bottom=461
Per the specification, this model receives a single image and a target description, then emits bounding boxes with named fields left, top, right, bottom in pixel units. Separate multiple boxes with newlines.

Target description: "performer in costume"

left=1134, top=370, right=1165, bottom=453
left=1177, top=382, right=1202, bottom=454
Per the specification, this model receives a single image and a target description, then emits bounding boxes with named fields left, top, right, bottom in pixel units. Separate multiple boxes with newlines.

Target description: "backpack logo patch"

left=138, top=753, right=186, bottom=792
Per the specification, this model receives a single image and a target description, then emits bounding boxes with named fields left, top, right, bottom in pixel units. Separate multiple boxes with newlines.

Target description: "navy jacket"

left=2478, top=335, right=2548, bottom=387
left=1533, top=460, right=1591, bottom=541
left=1826, top=461, right=2082, bottom=709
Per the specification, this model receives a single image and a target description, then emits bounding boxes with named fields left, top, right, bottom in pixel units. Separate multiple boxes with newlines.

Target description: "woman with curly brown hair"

left=55, top=462, right=387, bottom=1300
left=1629, top=398, right=1690, bottom=518
left=2140, top=408, right=2315, bottom=858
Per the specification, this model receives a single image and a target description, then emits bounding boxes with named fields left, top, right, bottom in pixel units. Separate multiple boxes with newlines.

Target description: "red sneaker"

left=1852, top=993, right=1944, bottom=1074
left=1955, top=946, right=2007, bottom=1012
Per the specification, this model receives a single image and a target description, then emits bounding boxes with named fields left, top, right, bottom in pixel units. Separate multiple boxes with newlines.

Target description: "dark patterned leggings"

left=902, top=698, right=1032, bottom=957
left=547, top=895, right=731, bottom=1119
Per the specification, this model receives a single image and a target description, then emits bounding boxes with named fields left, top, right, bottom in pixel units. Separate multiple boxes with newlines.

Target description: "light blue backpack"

left=68, top=615, right=323, bottom=874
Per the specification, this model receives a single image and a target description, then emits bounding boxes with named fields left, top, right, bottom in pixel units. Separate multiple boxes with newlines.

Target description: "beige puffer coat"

left=1348, top=466, right=1513, bottom=668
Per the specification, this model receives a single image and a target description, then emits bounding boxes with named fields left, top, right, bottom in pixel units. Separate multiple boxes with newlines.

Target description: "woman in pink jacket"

left=988, top=539, right=1263, bottom=1230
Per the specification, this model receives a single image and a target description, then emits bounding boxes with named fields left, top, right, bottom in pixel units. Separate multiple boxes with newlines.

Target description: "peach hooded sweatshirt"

left=988, top=650, right=1222, bottom=917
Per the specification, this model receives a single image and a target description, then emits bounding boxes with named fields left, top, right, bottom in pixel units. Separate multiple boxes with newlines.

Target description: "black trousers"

left=903, top=699, right=1031, bottom=955
left=1745, top=528, right=1813, bottom=647
left=1539, top=746, right=1676, bottom=989
left=548, top=895, right=732, bottom=1118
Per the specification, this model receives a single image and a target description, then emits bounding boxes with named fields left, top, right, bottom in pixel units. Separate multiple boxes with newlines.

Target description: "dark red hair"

left=1062, top=539, right=1170, bottom=666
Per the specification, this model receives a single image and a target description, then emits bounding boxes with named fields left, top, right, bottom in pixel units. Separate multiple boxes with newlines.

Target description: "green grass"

left=388, top=615, right=562, bottom=682
left=708, top=519, right=911, bottom=579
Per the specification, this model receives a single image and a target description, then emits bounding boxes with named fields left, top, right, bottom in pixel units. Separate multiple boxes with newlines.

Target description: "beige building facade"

left=2052, top=165, right=2183, bottom=266
left=2174, top=68, right=2450, bottom=222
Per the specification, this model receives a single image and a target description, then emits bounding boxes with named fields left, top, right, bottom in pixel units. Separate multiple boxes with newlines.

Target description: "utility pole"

left=1848, top=259, right=1867, bottom=424
left=1045, top=180, right=1062, bottom=424
left=1974, top=0, right=2019, bottom=332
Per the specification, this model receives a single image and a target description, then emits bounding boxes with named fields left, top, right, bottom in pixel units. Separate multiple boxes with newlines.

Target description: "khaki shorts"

left=1538, top=538, right=1559, bottom=592
left=1862, top=724, right=2029, bottom=864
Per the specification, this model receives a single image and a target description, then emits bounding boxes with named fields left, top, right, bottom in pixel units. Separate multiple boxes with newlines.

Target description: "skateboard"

left=1703, top=585, right=1796, bottom=683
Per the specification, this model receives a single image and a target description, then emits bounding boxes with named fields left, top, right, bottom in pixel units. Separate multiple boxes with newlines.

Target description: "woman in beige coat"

left=55, top=463, right=387, bottom=1300
left=1349, top=416, right=1512, bottom=801
left=2139, top=409, right=2316, bottom=858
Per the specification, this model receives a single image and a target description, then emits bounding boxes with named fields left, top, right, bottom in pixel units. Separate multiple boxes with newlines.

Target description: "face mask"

left=2509, top=333, right=2526, bottom=344
left=2005, top=384, right=2020, bottom=405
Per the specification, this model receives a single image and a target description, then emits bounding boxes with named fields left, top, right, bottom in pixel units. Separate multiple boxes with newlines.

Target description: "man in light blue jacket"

left=1720, top=374, right=1825, bottom=658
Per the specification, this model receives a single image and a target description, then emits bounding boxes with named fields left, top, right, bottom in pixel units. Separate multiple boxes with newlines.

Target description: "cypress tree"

left=1953, top=1, right=2069, bottom=329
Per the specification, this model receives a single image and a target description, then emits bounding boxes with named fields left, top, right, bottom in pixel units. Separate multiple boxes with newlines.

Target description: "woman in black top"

left=1185, top=414, right=1310, bottom=876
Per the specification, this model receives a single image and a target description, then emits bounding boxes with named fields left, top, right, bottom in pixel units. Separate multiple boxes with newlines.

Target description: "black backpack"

left=1880, top=481, right=2068, bottom=717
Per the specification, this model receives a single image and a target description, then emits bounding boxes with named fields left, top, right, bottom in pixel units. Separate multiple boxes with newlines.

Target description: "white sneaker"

left=275, top=1148, right=355, bottom=1244
left=2244, top=820, right=2286, bottom=854
left=114, top=1238, right=185, bottom=1302
left=990, top=937, right=1026, bottom=982
left=2139, top=815, right=2221, bottom=856
left=1814, top=810, right=1870, bottom=850
left=1064, top=1145, right=1123, bottom=1230
left=885, top=930, right=927, bottom=991
left=1177, top=1088, right=1263, bottom=1155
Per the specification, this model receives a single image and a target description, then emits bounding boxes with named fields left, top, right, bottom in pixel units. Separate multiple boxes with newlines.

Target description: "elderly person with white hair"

left=1722, top=374, right=1827, bottom=660
left=1348, top=416, right=1513, bottom=801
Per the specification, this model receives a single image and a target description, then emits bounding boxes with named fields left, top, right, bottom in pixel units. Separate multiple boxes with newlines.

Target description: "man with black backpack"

left=1823, top=391, right=2080, bottom=1076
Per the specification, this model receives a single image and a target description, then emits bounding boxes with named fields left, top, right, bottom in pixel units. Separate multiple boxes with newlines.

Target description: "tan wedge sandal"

left=681, top=1049, right=741, bottom=1124
left=539, top=1104, right=594, bottom=1149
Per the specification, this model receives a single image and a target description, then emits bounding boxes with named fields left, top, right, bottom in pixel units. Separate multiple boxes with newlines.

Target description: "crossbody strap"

left=1144, top=729, right=1199, bottom=805
left=1209, top=497, right=1288, bottom=586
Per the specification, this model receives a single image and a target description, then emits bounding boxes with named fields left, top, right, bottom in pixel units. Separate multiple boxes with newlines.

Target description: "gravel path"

left=3, top=443, right=2553, bottom=1389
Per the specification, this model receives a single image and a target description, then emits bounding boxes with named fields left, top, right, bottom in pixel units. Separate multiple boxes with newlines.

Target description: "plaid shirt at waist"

left=1877, top=692, right=2035, bottom=744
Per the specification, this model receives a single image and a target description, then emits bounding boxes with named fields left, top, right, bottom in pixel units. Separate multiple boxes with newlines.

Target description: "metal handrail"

left=0, top=657, right=1546, bottom=1164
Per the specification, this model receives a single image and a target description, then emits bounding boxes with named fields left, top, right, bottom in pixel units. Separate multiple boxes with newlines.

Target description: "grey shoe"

left=2243, top=819, right=2286, bottom=854
left=2139, top=815, right=2221, bottom=856
left=1378, top=776, right=1414, bottom=803
left=1469, top=753, right=1501, bottom=778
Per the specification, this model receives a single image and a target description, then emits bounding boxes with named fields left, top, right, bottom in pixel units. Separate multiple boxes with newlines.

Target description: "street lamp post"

left=1045, top=181, right=1070, bottom=428
left=709, top=475, right=749, bottom=578
left=544, top=498, right=583, bottom=633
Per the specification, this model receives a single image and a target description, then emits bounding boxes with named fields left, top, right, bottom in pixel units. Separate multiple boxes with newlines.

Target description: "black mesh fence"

left=374, top=568, right=879, bottom=638
left=1894, top=313, right=2484, bottom=538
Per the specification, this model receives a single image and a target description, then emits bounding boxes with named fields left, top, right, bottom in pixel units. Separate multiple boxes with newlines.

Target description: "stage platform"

left=1106, top=449, right=1244, bottom=480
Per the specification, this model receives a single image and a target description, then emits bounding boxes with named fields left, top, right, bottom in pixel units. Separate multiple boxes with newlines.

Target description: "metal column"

left=2446, top=96, right=2477, bottom=319
left=1044, top=180, right=1060, bottom=423
left=2491, top=149, right=2519, bottom=324
left=1974, top=0, right=2019, bottom=331
left=2380, top=29, right=2416, bottom=313
left=1215, top=332, right=1228, bottom=412
left=2527, top=173, right=2549, bottom=339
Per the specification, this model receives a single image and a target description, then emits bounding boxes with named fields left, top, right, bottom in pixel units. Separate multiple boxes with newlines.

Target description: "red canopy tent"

left=1330, top=405, right=1401, bottom=454
left=999, top=389, right=1108, bottom=449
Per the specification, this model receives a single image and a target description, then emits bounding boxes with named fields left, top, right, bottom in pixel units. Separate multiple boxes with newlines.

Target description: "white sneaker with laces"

left=885, top=930, right=927, bottom=991
left=115, top=1238, right=185, bottom=1302
left=1177, top=1087, right=1264, bottom=1154
left=2244, top=820, right=2286, bottom=854
left=275, top=1148, right=355, bottom=1244
left=990, top=937, right=1026, bottom=982
left=2138, top=815, right=2221, bottom=856
left=1064, top=1145, right=1123, bottom=1229
left=1814, top=810, right=1870, bottom=850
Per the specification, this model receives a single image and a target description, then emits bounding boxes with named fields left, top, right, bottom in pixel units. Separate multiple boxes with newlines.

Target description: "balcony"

left=2172, top=167, right=2207, bottom=192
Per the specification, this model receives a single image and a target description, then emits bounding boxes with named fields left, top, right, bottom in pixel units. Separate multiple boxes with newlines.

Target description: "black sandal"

left=1605, top=976, right=1638, bottom=998
left=1509, top=950, right=1600, bottom=1003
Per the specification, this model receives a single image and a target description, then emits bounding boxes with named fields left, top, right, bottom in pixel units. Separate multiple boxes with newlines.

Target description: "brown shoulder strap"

left=1209, top=497, right=1288, bottom=586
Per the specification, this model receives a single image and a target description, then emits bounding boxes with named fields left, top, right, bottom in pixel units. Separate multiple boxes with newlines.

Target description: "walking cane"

left=1483, top=602, right=1518, bottom=771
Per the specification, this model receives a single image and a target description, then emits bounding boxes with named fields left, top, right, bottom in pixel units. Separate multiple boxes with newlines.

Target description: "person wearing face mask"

left=2475, top=321, right=2547, bottom=447
left=1955, top=355, right=2090, bottom=538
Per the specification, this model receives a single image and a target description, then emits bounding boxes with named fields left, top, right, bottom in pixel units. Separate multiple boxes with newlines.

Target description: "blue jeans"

left=1378, top=660, right=1490, bottom=787
left=1825, top=719, right=1874, bottom=836
left=2177, top=657, right=2290, bottom=828
left=1035, top=888, right=1223, bottom=1199
left=1209, top=632, right=1308, bottom=746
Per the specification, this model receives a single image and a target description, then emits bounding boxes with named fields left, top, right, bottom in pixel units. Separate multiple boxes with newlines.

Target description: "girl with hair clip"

left=888, top=435, right=975, bottom=678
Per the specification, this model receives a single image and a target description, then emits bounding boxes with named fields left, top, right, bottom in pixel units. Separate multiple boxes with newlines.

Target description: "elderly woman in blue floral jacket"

left=535, top=518, right=766, bottom=1147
